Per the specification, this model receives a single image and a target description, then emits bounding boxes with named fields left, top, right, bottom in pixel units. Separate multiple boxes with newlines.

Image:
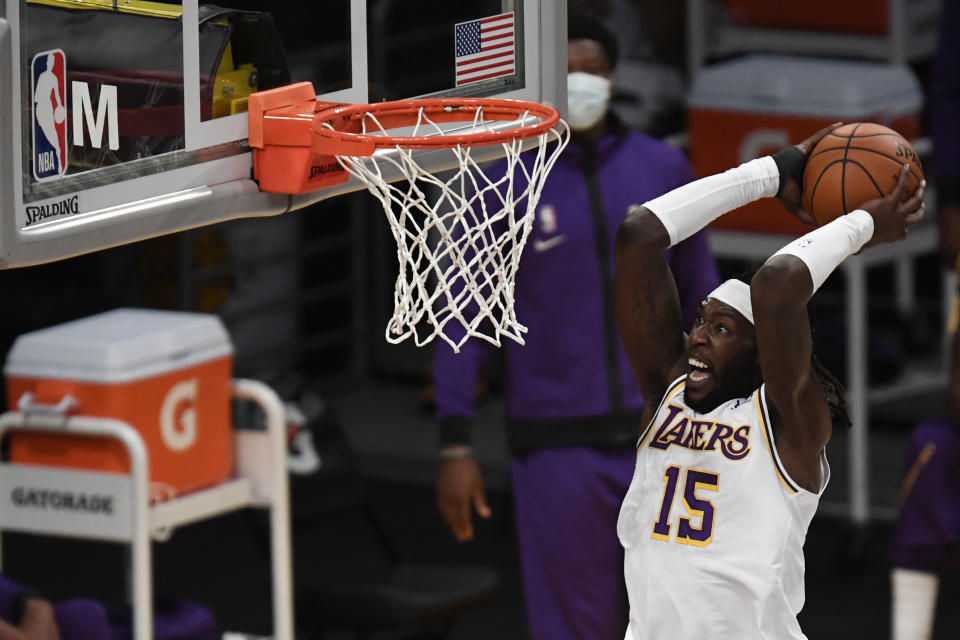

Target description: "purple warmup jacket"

left=434, top=117, right=720, bottom=451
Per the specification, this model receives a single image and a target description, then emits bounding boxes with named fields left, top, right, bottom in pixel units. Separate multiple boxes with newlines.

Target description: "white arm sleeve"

left=643, top=156, right=780, bottom=246
left=769, top=209, right=875, bottom=292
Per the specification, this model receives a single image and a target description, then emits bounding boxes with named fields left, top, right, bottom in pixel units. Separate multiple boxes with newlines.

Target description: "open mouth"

left=688, top=357, right=713, bottom=384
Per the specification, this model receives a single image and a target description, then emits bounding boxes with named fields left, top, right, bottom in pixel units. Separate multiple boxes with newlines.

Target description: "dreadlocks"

left=805, top=298, right=851, bottom=429
left=812, top=353, right=851, bottom=429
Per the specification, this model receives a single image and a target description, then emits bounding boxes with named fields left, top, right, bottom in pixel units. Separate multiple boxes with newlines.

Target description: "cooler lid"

left=687, top=55, right=923, bottom=118
left=4, top=309, right=233, bottom=383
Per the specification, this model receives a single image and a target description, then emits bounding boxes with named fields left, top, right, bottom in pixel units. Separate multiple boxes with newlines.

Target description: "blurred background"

left=1, top=0, right=958, bottom=638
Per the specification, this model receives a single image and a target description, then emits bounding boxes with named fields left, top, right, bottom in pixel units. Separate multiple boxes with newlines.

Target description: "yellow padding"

left=27, top=0, right=182, bottom=19
left=213, top=64, right=258, bottom=118
left=948, top=294, right=959, bottom=336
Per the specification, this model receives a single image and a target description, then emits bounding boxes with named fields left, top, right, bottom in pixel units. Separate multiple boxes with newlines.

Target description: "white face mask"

left=567, top=71, right=611, bottom=131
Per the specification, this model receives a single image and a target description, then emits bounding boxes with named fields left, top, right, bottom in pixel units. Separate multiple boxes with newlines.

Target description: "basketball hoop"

left=249, top=83, right=570, bottom=352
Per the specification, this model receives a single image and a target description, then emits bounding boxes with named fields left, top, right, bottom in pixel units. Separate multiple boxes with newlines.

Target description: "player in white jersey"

left=613, top=124, right=927, bottom=640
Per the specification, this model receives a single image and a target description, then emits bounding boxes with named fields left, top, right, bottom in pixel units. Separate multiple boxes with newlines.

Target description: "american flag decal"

left=454, top=12, right=516, bottom=87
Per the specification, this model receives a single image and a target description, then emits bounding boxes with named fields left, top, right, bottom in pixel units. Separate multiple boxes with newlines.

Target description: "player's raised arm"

left=614, top=205, right=685, bottom=404
left=614, top=140, right=816, bottom=403
left=752, top=162, right=926, bottom=492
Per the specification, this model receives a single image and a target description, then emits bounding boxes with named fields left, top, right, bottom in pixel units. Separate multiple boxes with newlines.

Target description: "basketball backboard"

left=0, top=0, right=566, bottom=268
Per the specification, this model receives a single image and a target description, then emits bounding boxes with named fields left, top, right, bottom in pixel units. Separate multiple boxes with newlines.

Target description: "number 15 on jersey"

left=652, top=465, right=719, bottom=547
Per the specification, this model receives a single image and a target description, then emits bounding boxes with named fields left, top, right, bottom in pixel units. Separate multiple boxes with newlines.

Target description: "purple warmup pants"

left=891, top=420, right=960, bottom=573
left=511, top=446, right=636, bottom=640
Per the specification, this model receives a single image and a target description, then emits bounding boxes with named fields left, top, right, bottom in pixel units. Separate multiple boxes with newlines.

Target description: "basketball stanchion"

left=249, top=82, right=570, bottom=352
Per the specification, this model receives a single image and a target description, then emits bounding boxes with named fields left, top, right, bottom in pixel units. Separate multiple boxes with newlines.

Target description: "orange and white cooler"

left=724, top=0, right=902, bottom=34
left=4, top=309, right=234, bottom=501
left=687, top=55, right=923, bottom=235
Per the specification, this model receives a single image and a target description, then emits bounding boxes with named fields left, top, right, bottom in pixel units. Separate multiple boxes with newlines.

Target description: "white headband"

left=707, top=279, right=754, bottom=325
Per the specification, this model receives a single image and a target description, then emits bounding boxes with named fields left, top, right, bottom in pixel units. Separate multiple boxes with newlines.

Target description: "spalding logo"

left=160, top=378, right=198, bottom=451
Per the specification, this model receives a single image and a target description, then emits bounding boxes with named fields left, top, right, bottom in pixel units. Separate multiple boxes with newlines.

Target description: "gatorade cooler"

left=4, top=309, right=234, bottom=500
left=687, top=55, right=923, bottom=235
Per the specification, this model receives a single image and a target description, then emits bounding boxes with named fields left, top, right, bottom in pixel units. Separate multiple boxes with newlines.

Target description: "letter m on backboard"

left=72, top=81, right=119, bottom=151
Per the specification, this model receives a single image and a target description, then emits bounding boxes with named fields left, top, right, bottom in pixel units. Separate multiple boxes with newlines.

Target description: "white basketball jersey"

left=618, top=376, right=829, bottom=640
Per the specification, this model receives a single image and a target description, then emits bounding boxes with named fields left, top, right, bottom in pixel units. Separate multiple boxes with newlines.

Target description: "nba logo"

left=539, top=205, right=558, bottom=234
left=31, top=49, right=68, bottom=181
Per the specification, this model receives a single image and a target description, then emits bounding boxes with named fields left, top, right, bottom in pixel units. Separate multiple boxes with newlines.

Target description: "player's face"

left=684, top=298, right=761, bottom=414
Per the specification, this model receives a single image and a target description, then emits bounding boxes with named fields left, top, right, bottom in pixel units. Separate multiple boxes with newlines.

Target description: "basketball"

left=801, top=123, right=924, bottom=226
left=53, top=105, right=66, bottom=124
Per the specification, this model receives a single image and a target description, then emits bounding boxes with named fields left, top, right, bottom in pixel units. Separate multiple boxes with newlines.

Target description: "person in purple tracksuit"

left=432, top=13, right=720, bottom=640
left=0, top=574, right=219, bottom=640
left=890, top=2, right=960, bottom=638
left=0, top=574, right=111, bottom=640
left=890, top=319, right=960, bottom=640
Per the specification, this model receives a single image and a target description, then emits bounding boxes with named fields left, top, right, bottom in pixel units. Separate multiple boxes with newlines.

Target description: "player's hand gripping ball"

left=801, top=123, right=923, bottom=226
left=54, top=105, right=66, bottom=124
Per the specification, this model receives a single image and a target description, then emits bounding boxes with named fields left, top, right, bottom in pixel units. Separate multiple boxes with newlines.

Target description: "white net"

left=327, top=106, right=569, bottom=353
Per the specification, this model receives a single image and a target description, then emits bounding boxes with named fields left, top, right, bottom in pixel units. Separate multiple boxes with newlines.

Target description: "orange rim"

left=311, top=97, right=561, bottom=156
